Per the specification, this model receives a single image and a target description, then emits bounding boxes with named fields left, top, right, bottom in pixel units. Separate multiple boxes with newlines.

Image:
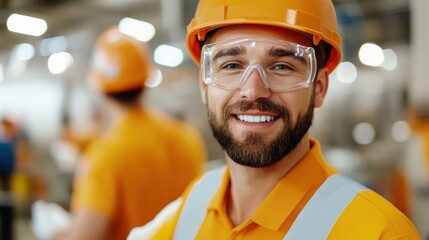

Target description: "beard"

left=208, top=97, right=314, bottom=168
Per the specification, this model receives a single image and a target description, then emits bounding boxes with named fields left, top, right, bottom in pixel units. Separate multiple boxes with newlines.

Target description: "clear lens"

left=201, top=38, right=316, bottom=92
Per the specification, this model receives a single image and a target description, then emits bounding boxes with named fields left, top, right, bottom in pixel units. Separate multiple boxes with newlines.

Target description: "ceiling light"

left=335, top=61, right=358, bottom=84
left=154, top=45, right=183, bottom=67
left=40, top=36, right=68, bottom=56
left=359, top=43, right=384, bottom=67
left=7, top=13, right=48, bottom=37
left=14, top=43, right=35, bottom=61
left=118, top=17, right=155, bottom=42
left=48, top=52, right=74, bottom=75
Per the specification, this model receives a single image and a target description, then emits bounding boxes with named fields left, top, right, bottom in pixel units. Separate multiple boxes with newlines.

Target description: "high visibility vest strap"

left=174, top=166, right=226, bottom=240
left=283, top=173, right=368, bottom=240
left=174, top=170, right=367, bottom=240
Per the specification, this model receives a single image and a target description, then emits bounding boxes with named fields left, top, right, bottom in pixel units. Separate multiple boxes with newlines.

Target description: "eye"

left=273, top=63, right=292, bottom=71
left=222, top=63, right=241, bottom=69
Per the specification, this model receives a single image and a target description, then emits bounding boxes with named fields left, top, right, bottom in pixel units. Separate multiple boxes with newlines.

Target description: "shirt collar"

left=206, top=139, right=337, bottom=231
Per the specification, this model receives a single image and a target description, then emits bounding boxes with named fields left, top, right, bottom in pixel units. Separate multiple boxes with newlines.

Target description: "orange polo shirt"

left=71, top=108, right=206, bottom=240
left=146, top=139, right=419, bottom=239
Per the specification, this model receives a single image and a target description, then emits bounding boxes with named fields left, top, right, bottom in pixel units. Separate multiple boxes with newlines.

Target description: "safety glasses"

left=201, top=38, right=317, bottom=92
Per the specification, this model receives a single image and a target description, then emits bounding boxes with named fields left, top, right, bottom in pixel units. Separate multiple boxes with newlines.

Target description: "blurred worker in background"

left=1, top=116, right=34, bottom=240
left=0, top=117, right=18, bottom=240
left=0, top=117, right=17, bottom=193
left=0, top=116, right=33, bottom=192
left=32, top=26, right=207, bottom=240
left=128, top=0, right=420, bottom=239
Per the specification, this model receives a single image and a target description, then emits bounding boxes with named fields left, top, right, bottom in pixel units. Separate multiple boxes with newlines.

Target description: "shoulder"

left=127, top=198, right=184, bottom=240
left=357, top=190, right=418, bottom=228
left=84, top=127, right=135, bottom=158
left=147, top=108, right=200, bottom=133
left=127, top=168, right=225, bottom=240
left=78, top=136, right=126, bottom=176
left=127, top=171, right=208, bottom=240
left=332, top=185, right=420, bottom=239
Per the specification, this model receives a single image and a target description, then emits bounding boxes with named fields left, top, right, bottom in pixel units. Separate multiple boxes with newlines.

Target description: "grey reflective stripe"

left=283, top=173, right=368, bottom=240
left=174, top=166, right=225, bottom=240
left=174, top=171, right=367, bottom=240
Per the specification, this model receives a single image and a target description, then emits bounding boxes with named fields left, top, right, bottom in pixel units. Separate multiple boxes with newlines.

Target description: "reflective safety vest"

left=174, top=166, right=368, bottom=240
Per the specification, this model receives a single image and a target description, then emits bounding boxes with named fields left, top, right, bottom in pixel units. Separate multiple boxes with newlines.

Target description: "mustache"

left=224, top=99, right=290, bottom=120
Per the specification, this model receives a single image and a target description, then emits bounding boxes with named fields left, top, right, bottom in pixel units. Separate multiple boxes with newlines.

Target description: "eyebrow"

left=266, top=47, right=306, bottom=63
left=212, top=46, right=247, bottom=61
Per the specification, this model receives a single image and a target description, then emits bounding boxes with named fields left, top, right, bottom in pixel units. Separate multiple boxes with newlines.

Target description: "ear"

left=313, top=67, right=329, bottom=108
left=199, top=71, right=208, bottom=105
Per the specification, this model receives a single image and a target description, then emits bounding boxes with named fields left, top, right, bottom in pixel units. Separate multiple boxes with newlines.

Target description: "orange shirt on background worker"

left=71, top=108, right=206, bottom=240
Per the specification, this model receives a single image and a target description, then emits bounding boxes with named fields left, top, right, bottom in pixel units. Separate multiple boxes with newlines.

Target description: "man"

left=32, top=26, right=207, bottom=240
left=127, top=0, right=420, bottom=239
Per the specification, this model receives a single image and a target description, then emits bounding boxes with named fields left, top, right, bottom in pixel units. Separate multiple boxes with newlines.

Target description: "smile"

left=236, top=115, right=277, bottom=123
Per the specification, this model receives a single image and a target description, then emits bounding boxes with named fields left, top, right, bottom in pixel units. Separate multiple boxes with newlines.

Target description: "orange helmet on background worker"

left=87, top=26, right=153, bottom=93
left=32, top=25, right=208, bottom=240
left=186, top=0, right=342, bottom=72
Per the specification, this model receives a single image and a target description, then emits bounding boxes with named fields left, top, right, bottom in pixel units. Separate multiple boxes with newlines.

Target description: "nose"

left=239, top=65, right=272, bottom=101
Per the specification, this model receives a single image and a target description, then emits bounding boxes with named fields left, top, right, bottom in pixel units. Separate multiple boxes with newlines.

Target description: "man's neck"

left=226, top=135, right=310, bottom=227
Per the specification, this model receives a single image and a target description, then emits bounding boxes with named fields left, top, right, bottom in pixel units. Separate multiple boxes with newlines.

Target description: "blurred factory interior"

left=0, top=0, right=429, bottom=239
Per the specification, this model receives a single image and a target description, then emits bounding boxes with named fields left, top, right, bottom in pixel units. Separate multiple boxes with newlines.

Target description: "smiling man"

left=127, top=0, right=420, bottom=239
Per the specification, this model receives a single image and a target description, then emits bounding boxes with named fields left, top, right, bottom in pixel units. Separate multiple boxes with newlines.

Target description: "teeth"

left=237, top=115, right=275, bottom=123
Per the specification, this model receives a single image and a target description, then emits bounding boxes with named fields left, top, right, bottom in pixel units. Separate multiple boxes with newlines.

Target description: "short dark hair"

left=105, top=87, right=144, bottom=105
left=312, top=40, right=332, bottom=71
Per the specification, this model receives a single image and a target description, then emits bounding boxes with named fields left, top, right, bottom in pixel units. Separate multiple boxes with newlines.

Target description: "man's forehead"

left=211, top=40, right=303, bottom=61
left=208, top=24, right=312, bottom=47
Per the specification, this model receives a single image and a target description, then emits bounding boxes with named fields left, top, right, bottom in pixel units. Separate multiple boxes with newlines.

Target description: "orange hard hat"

left=87, top=26, right=152, bottom=93
left=186, top=0, right=342, bottom=73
